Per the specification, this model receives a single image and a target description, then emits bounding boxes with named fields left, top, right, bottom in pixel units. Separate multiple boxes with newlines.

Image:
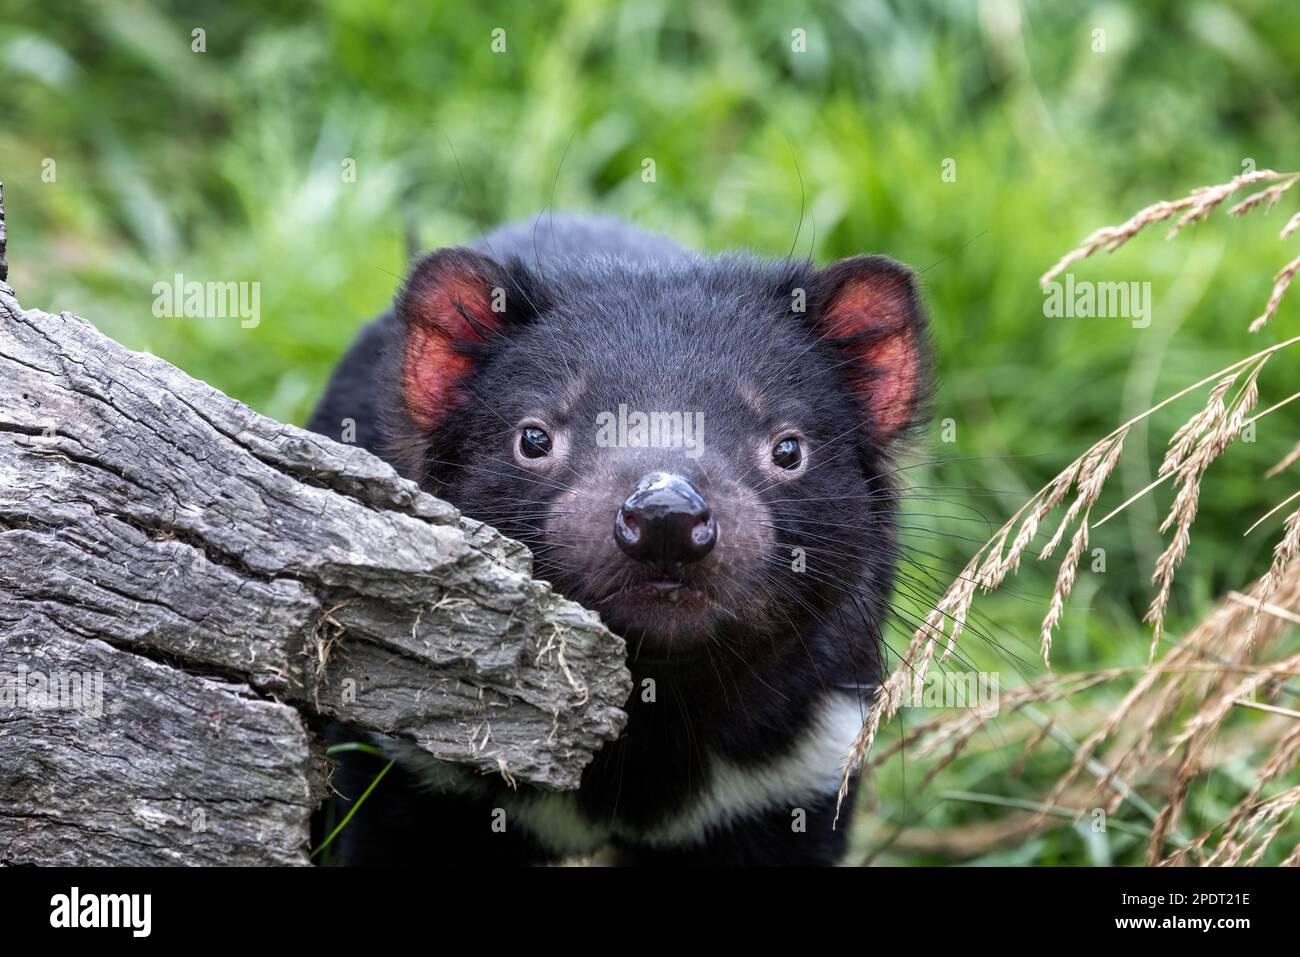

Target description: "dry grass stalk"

left=870, top=567, right=1300, bottom=864
left=1203, top=786, right=1300, bottom=867
left=1041, top=169, right=1300, bottom=334
left=1049, top=553, right=1300, bottom=863
left=840, top=345, right=1285, bottom=802
left=1252, top=254, right=1300, bottom=333
left=1246, top=505, right=1300, bottom=648
left=842, top=175, right=1300, bottom=862
left=1282, top=210, right=1300, bottom=241
left=1163, top=720, right=1300, bottom=866
left=1146, top=365, right=1262, bottom=656
left=1265, top=438, right=1300, bottom=478
left=1041, top=170, right=1297, bottom=283
left=1280, top=838, right=1300, bottom=866
left=1227, top=174, right=1300, bottom=218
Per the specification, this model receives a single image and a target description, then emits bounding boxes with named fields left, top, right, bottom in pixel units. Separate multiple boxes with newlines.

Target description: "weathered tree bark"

left=0, top=189, right=630, bottom=865
left=0, top=183, right=7, bottom=282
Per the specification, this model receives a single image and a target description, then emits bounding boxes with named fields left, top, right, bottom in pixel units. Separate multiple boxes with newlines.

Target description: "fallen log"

left=0, top=186, right=631, bottom=865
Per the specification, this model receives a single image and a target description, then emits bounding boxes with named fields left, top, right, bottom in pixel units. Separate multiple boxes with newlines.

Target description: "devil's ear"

left=810, top=255, right=930, bottom=443
left=395, top=248, right=530, bottom=431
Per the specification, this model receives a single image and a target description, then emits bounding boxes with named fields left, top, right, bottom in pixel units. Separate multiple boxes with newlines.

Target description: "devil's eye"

left=772, top=437, right=802, bottom=470
left=520, top=427, right=553, bottom=459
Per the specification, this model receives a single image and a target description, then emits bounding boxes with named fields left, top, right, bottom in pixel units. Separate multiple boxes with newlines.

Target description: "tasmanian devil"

left=307, top=214, right=930, bottom=866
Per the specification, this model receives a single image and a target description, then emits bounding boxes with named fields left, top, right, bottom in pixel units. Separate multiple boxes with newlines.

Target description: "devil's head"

left=386, top=247, right=930, bottom=665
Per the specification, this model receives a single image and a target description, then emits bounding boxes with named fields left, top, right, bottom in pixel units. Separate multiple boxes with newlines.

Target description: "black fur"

left=308, top=214, right=929, bottom=866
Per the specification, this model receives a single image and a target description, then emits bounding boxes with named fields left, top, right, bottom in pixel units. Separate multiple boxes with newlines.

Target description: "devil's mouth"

left=581, top=570, right=735, bottom=656
left=630, top=570, right=713, bottom=601
left=591, top=573, right=711, bottom=610
left=642, top=578, right=688, bottom=595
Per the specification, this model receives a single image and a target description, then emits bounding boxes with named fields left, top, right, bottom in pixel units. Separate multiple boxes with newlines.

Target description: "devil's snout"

left=614, top=472, right=717, bottom=566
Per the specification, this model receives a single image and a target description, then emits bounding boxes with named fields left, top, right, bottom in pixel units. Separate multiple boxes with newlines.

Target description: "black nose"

left=614, top=472, right=717, bottom=566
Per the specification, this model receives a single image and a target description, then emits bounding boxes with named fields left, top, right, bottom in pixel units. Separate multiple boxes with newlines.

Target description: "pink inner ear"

left=822, top=273, right=920, bottom=440
left=401, top=269, right=503, bottom=431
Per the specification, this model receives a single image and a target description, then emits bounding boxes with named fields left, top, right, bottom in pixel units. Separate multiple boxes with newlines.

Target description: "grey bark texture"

left=0, top=183, right=7, bottom=282
left=0, top=193, right=630, bottom=865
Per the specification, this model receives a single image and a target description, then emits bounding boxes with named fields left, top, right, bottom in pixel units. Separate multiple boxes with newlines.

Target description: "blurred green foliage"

left=4, top=0, right=1299, bottom=864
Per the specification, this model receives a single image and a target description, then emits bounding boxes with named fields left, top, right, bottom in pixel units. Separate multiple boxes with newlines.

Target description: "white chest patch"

left=387, top=693, right=864, bottom=856
left=635, top=692, right=864, bottom=847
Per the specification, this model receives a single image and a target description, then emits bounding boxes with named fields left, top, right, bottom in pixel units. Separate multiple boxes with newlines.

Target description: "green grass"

left=4, top=0, right=1299, bottom=864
